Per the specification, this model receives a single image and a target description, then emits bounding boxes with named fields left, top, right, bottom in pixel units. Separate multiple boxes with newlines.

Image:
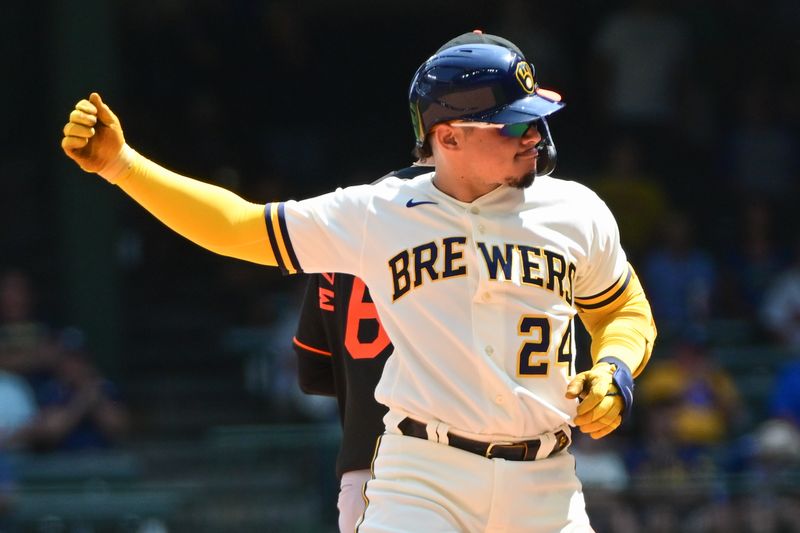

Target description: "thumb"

left=89, top=92, right=119, bottom=127
left=565, top=374, right=587, bottom=399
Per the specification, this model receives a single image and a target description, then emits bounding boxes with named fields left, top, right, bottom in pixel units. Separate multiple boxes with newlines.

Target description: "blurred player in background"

left=292, top=161, right=431, bottom=532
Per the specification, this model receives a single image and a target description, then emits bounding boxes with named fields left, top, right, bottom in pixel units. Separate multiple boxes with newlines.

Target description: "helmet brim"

left=485, top=91, right=565, bottom=123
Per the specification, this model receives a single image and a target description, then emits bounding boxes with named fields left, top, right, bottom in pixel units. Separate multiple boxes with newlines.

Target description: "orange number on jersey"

left=345, top=277, right=391, bottom=359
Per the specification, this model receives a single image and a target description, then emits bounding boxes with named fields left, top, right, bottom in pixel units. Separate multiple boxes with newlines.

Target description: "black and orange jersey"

left=292, top=165, right=432, bottom=478
left=294, top=272, right=392, bottom=478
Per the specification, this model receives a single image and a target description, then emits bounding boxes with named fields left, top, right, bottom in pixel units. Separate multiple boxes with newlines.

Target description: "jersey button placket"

left=470, top=204, right=491, bottom=305
left=468, top=203, right=497, bottom=414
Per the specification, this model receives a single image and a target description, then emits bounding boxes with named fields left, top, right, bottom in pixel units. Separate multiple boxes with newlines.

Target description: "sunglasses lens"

left=500, top=123, right=532, bottom=138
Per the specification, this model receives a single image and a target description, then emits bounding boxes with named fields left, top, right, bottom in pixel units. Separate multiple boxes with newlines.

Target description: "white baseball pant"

left=356, top=433, right=593, bottom=532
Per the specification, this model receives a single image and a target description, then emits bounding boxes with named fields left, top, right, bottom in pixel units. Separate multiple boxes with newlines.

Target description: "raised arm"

left=61, top=93, right=277, bottom=266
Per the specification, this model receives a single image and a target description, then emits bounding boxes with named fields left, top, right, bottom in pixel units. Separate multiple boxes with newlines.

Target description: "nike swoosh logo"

left=406, top=199, right=439, bottom=208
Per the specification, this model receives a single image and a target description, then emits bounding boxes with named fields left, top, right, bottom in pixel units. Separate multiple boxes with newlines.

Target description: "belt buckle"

left=553, top=431, right=570, bottom=454
left=485, top=441, right=527, bottom=459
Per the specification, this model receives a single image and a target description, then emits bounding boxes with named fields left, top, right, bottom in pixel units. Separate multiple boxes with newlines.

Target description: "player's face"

left=456, top=122, right=542, bottom=189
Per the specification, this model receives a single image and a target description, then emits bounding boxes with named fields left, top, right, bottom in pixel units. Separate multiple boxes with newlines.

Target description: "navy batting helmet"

left=409, top=38, right=565, bottom=176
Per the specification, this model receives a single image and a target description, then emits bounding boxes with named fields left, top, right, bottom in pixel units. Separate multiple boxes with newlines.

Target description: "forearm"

left=584, top=313, right=652, bottom=375
left=103, top=146, right=276, bottom=265
left=578, top=265, right=656, bottom=377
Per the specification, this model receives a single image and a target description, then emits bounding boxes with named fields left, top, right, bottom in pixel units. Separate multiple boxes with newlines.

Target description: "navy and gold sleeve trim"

left=264, top=202, right=302, bottom=275
left=575, top=266, right=632, bottom=311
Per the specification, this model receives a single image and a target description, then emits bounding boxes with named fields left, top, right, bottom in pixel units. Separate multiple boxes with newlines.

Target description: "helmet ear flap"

left=534, top=118, right=557, bottom=177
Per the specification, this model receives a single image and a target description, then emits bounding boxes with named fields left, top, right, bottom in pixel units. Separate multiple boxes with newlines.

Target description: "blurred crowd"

left=0, top=269, right=130, bottom=527
left=4, top=0, right=800, bottom=531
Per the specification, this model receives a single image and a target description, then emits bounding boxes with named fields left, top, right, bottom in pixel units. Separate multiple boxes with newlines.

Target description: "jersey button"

left=495, top=395, right=505, bottom=404
left=481, top=292, right=491, bottom=301
left=477, top=224, right=485, bottom=233
left=485, top=346, right=494, bottom=355
left=470, top=206, right=480, bottom=215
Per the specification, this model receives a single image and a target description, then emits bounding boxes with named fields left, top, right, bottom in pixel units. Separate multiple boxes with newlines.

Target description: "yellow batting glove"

left=565, top=361, right=629, bottom=439
left=61, top=92, right=125, bottom=174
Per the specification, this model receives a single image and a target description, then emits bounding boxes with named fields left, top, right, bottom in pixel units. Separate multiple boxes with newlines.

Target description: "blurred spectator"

left=256, top=287, right=338, bottom=423
left=590, top=0, right=691, bottom=173
left=253, top=3, right=327, bottom=184
left=717, top=76, right=800, bottom=205
left=0, top=452, right=17, bottom=530
left=492, top=0, right=573, bottom=90
left=625, top=400, right=697, bottom=533
left=716, top=199, right=787, bottom=324
left=733, top=420, right=800, bottom=533
left=13, top=328, right=129, bottom=452
left=626, top=389, right=741, bottom=532
left=638, top=329, right=744, bottom=447
left=590, top=136, right=670, bottom=263
left=753, top=419, right=800, bottom=464
left=768, top=356, right=800, bottom=427
left=573, top=433, right=629, bottom=492
left=628, top=329, right=744, bottom=531
left=0, top=370, right=36, bottom=445
left=571, top=432, right=639, bottom=532
left=642, top=211, right=716, bottom=339
left=0, top=269, right=59, bottom=386
left=0, top=369, right=35, bottom=526
left=760, top=238, right=800, bottom=350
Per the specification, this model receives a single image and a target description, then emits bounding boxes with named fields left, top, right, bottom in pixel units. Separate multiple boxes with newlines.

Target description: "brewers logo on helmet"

left=515, top=62, right=535, bottom=94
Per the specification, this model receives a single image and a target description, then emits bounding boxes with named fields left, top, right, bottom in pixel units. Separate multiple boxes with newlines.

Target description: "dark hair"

left=412, top=135, right=433, bottom=160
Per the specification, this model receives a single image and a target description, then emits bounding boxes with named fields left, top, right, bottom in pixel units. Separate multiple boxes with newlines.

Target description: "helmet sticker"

left=410, top=102, right=425, bottom=143
left=515, top=62, right=535, bottom=94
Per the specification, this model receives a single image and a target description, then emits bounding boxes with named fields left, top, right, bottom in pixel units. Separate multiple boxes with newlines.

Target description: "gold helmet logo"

left=410, top=102, right=425, bottom=143
left=515, top=62, right=535, bottom=94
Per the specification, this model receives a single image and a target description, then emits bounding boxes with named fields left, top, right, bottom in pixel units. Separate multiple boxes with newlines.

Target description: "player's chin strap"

left=597, top=356, right=634, bottom=419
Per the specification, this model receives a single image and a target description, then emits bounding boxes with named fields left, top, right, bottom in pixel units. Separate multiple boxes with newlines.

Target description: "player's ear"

left=431, top=124, right=461, bottom=152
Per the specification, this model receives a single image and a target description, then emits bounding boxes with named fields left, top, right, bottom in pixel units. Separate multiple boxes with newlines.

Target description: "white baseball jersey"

left=264, top=172, right=627, bottom=440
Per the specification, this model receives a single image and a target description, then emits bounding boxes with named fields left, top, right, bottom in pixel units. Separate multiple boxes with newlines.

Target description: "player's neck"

left=431, top=170, right=503, bottom=203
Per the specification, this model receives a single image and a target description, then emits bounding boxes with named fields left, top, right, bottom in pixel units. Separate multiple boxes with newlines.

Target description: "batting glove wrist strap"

left=597, top=356, right=634, bottom=416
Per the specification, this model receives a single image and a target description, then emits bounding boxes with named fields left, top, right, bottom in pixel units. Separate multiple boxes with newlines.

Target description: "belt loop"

left=535, top=431, right=556, bottom=460
left=435, top=422, right=450, bottom=445
left=384, top=411, right=407, bottom=435
left=425, top=422, right=438, bottom=442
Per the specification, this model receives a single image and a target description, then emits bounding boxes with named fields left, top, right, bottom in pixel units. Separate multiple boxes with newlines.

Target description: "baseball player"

left=61, top=30, right=656, bottom=532
left=294, top=32, right=533, bottom=533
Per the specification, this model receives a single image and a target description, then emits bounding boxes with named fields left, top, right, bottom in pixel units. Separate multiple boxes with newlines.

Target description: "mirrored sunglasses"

left=450, top=121, right=535, bottom=138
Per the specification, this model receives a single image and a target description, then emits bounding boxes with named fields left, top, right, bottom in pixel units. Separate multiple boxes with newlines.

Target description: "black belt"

left=398, top=418, right=570, bottom=461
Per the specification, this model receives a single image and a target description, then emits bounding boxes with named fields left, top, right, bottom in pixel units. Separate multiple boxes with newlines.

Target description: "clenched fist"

left=61, top=92, right=124, bottom=174
left=565, top=362, right=624, bottom=439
